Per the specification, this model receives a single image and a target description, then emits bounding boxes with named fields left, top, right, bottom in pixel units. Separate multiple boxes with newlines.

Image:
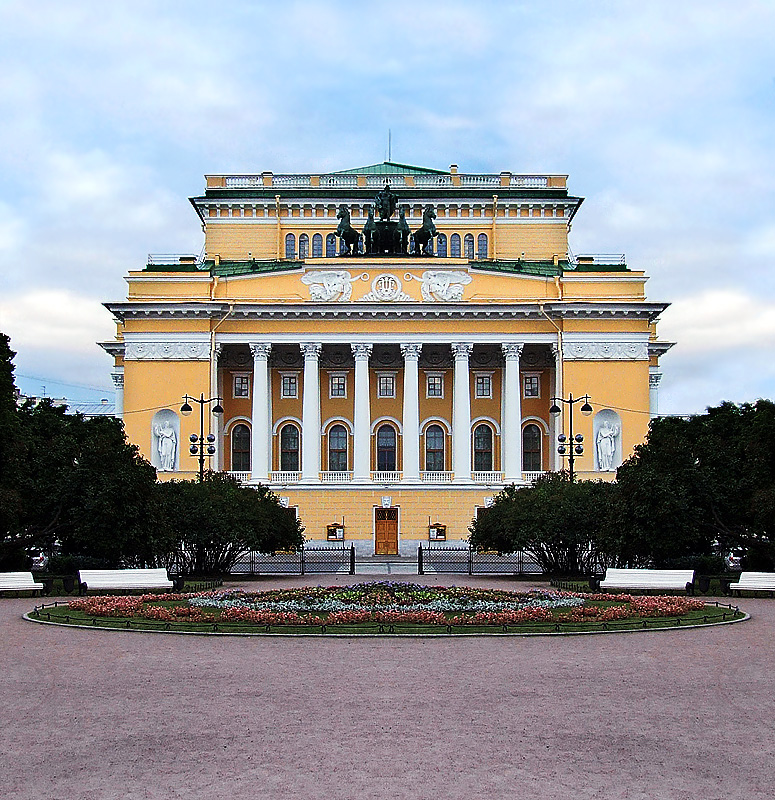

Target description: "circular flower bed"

left=32, top=581, right=743, bottom=635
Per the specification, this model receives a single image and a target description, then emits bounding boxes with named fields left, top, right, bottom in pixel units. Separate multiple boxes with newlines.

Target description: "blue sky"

left=1, top=0, right=774, bottom=414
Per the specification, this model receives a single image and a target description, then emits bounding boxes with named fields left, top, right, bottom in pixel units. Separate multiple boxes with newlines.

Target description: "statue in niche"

left=412, top=205, right=438, bottom=256
left=374, top=182, right=398, bottom=221
left=363, top=207, right=377, bottom=254
left=596, top=420, right=620, bottom=471
left=155, top=420, right=177, bottom=471
left=335, top=205, right=360, bottom=255
left=397, top=208, right=411, bottom=254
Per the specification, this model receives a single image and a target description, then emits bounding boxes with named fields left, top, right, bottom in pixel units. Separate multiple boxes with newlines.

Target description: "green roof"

left=330, top=161, right=448, bottom=176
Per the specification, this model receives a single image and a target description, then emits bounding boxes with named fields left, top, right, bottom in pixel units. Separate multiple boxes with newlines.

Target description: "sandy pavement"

left=2, top=575, right=773, bottom=800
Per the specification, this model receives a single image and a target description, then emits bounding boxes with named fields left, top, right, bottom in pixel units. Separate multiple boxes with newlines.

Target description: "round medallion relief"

left=372, top=274, right=402, bottom=301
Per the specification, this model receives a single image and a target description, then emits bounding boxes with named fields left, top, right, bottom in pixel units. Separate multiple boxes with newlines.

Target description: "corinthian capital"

left=249, top=342, right=272, bottom=360
left=451, top=342, right=473, bottom=360
left=300, top=342, right=322, bottom=360
left=400, top=343, right=422, bottom=360
left=351, top=343, right=373, bottom=360
left=502, top=343, right=523, bottom=361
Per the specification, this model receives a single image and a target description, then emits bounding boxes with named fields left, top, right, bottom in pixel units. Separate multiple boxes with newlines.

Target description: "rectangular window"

left=475, top=375, right=492, bottom=398
left=281, top=374, right=298, bottom=398
left=329, top=374, right=347, bottom=398
left=377, top=374, right=395, bottom=398
left=523, top=375, right=540, bottom=398
left=233, top=374, right=250, bottom=398
left=427, top=374, right=444, bottom=398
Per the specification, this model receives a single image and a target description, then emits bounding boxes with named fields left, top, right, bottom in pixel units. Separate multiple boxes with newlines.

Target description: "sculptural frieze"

left=359, top=273, right=413, bottom=302
left=405, top=269, right=472, bottom=302
left=301, top=270, right=367, bottom=302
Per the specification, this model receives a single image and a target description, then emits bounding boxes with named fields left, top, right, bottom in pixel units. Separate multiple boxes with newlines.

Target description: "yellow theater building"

left=102, top=162, right=672, bottom=556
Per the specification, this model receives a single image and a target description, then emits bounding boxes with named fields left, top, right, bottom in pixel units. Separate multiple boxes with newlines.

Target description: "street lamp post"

left=549, top=393, right=593, bottom=482
left=180, top=393, right=224, bottom=481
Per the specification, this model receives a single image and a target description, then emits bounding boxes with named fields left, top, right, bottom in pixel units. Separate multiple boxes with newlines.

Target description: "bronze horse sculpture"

left=412, top=205, right=438, bottom=256
left=336, top=204, right=360, bottom=255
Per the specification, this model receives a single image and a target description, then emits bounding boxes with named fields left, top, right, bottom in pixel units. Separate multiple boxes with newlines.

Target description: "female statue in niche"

left=155, top=420, right=177, bottom=471
left=596, top=420, right=619, bottom=471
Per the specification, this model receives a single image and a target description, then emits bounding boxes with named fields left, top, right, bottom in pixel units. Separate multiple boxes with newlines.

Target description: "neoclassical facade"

left=102, top=162, right=672, bottom=555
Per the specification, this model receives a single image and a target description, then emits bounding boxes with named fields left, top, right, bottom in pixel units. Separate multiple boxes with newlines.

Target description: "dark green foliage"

left=153, top=472, right=304, bottom=575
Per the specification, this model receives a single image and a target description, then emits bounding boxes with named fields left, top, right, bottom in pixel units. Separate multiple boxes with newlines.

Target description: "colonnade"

left=246, top=341, right=534, bottom=485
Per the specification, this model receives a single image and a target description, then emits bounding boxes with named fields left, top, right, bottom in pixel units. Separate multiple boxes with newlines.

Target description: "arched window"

left=436, top=233, right=447, bottom=257
left=450, top=233, right=461, bottom=258
left=299, top=233, right=309, bottom=259
left=477, top=233, right=488, bottom=259
left=312, top=233, right=323, bottom=258
left=464, top=233, right=474, bottom=259
left=377, top=425, right=397, bottom=472
left=326, top=233, right=337, bottom=257
left=285, top=233, right=296, bottom=259
left=280, top=424, right=300, bottom=471
left=523, top=424, right=542, bottom=472
left=474, top=424, right=493, bottom=471
left=231, top=423, right=251, bottom=472
left=328, top=424, right=348, bottom=472
left=425, top=424, right=445, bottom=472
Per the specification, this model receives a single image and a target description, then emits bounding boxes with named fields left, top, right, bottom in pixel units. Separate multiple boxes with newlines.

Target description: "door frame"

left=373, top=505, right=400, bottom=555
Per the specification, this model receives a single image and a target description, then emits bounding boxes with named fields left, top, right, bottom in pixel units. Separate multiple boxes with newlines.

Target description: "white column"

left=111, top=369, right=124, bottom=420
left=502, top=343, right=523, bottom=483
left=249, top=343, right=272, bottom=482
left=301, top=342, right=322, bottom=483
left=649, top=370, right=662, bottom=418
left=352, top=343, right=372, bottom=483
left=551, top=343, right=561, bottom=472
left=401, top=343, right=422, bottom=482
left=452, top=342, right=473, bottom=482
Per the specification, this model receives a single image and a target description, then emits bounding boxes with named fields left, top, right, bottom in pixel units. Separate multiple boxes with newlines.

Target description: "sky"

left=1, top=0, right=774, bottom=415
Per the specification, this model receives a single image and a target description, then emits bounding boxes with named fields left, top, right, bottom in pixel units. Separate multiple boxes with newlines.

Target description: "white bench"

left=0, top=571, right=45, bottom=596
left=727, top=572, right=775, bottom=596
left=78, top=568, right=174, bottom=594
left=598, top=568, right=696, bottom=595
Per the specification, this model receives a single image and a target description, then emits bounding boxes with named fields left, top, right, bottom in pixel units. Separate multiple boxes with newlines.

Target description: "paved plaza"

left=3, top=575, right=774, bottom=799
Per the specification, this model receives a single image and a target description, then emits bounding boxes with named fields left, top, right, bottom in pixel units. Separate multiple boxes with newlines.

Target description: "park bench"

left=598, top=568, right=696, bottom=595
left=78, top=568, right=174, bottom=595
left=0, top=572, right=46, bottom=596
left=727, top=572, right=775, bottom=597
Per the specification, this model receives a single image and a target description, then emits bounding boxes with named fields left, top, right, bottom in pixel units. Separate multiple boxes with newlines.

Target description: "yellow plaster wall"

left=205, top=224, right=278, bottom=260
left=493, top=223, right=569, bottom=260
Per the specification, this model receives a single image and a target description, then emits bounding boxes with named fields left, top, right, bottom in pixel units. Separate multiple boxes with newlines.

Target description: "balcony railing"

left=371, top=471, right=402, bottom=484
left=471, top=471, right=504, bottom=484
left=421, top=471, right=454, bottom=483
left=228, top=471, right=252, bottom=484
left=523, top=471, right=546, bottom=484
left=270, top=471, right=301, bottom=484
left=320, top=471, right=353, bottom=483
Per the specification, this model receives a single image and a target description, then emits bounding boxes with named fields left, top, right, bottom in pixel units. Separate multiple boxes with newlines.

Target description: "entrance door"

left=375, top=508, right=399, bottom=555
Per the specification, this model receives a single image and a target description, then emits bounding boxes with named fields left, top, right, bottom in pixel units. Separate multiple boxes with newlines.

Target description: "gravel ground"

left=2, top=575, right=773, bottom=800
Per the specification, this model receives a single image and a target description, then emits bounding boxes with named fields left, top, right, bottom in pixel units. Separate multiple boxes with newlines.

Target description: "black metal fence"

left=418, top=546, right=543, bottom=576
left=230, top=544, right=355, bottom=576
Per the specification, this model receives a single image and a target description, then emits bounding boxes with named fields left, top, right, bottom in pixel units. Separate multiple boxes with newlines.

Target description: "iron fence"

left=230, top=545, right=355, bottom=576
left=418, top=546, right=543, bottom=575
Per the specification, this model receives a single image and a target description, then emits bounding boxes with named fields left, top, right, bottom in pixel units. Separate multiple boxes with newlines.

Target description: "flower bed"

left=46, top=582, right=733, bottom=635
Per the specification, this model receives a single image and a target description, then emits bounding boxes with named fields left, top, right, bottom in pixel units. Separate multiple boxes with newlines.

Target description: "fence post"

left=300, top=545, right=305, bottom=576
left=468, top=547, right=473, bottom=576
left=349, top=544, right=356, bottom=575
left=418, top=545, right=423, bottom=575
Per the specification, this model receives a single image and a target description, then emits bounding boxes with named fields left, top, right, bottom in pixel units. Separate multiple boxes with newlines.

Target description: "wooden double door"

left=375, top=508, right=399, bottom=555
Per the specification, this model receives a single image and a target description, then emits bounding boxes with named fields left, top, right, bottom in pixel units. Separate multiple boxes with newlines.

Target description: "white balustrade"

left=320, top=471, right=354, bottom=483
left=420, top=471, right=454, bottom=483
left=523, top=471, right=546, bottom=484
left=270, top=471, right=301, bottom=483
left=228, top=471, right=252, bottom=483
left=511, top=176, right=548, bottom=188
left=371, top=471, right=402, bottom=484
left=471, top=472, right=504, bottom=484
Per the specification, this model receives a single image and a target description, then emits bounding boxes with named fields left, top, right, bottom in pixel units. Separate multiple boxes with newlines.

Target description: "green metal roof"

left=330, top=161, right=448, bottom=175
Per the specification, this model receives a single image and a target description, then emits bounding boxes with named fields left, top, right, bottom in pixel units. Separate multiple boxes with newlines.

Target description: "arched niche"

left=593, top=409, right=622, bottom=472
left=151, top=409, right=180, bottom=472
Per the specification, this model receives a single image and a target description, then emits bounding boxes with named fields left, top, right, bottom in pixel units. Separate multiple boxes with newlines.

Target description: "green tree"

left=0, top=333, right=25, bottom=568
left=154, top=472, right=305, bottom=575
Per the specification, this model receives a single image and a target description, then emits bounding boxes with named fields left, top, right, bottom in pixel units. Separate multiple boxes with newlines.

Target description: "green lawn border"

left=24, top=600, right=748, bottom=637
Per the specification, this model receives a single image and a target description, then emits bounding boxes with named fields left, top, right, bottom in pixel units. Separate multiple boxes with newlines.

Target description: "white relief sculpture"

left=360, top=273, right=413, bottom=302
left=406, top=270, right=472, bottom=301
left=593, top=409, right=622, bottom=471
left=596, top=421, right=619, bottom=471
left=124, top=340, right=210, bottom=361
left=301, top=270, right=364, bottom=302
left=562, top=341, right=649, bottom=361
left=155, top=421, right=177, bottom=471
